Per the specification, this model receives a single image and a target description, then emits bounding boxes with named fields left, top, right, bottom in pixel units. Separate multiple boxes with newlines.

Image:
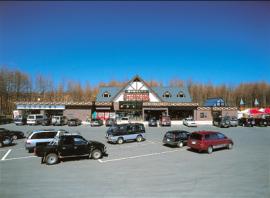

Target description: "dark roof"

left=203, top=98, right=226, bottom=107
left=152, top=86, right=192, bottom=102
left=95, top=87, right=121, bottom=102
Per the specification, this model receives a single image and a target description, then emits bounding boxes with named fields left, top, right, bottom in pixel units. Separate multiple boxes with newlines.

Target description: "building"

left=14, top=76, right=238, bottom=122
left=94, top=75, right=198, bottom=121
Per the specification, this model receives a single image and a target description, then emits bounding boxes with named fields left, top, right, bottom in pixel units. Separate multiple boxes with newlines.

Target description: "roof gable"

left=152, top=86, right=192, bottom=102
left=95, top=87, right=121, bottom=102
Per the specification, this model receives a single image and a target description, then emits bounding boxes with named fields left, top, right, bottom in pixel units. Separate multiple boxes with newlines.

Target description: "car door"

left=59, top=136, right=76, bottom=156
left=125, top=125, right=136, bottom=141
left=73, top=137, right=89, bottom=156
left=216, top=133, right=228, bottom=148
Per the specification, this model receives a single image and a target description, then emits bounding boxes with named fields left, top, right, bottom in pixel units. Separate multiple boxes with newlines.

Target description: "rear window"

left=190, top=133, right=202, bottom=140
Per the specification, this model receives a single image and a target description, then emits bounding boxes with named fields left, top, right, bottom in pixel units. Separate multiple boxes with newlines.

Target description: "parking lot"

left=0, top=124, right=269, bottom=198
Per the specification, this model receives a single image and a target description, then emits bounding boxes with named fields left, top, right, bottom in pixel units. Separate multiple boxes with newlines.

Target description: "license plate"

left=192, top=141, right=196, bottom=145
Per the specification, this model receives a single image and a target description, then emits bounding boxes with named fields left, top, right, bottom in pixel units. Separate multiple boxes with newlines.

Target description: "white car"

left=183, top=118, right=197, bottom=127
left=116, top=117, right=130, bottom=124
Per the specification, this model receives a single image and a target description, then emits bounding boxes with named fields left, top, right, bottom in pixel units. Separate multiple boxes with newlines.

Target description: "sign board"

left=17, top=104, right=65, bottom=110
left=124, top=93, right=149, bottom=101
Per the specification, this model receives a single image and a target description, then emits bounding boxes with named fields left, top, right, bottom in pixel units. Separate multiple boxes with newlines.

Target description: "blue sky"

left=0, top=1, right=269, bottom=86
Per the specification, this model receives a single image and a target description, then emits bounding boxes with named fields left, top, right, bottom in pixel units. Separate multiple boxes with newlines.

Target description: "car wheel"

left=12, top=135, right=18, bottom=140
left=117, top=137, right=124, bottom=144
left=207, top=146, right=213, bottom=154
left=228, top=143, right=233, bottom=150
left=3, top=137, right=12, bottom=145
left=46, top=153, right=59, bottom=165
left=91, top=149, right=102, bottom=160
left=136, top=135, right=143, bottom=142
left=177, top=141, right=184, bottom=148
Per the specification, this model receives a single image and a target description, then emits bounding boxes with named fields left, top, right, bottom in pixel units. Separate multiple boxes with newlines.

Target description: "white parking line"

left=1, top=156, right=37, bottom=162
left=1, top=149, right=12, bottom=161
left=0, top=148, right=25, bottom=152
left=108, top=141, right=158, bottom=150
left=99, top=149, right=181, bottom=163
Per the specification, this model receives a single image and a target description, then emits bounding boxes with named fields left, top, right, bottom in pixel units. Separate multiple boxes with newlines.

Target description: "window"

left=217, top=133, right=226, bottom=139
left=200, top=112, right=207, bottom=118
left=103, top=92, right=111, bottom=98
left=177, top=91, right=185, bottom=98
left=162, top=91, right=172, bottom=98
left=74, top=137, right=88, bottom=145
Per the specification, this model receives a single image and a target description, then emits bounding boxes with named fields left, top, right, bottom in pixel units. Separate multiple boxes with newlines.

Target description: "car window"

left=190, top=133, right=202, bottom=140
left=62, top=136, right=74, bottom=145
left=217, top=133, right=226, bottom=139
left=74, top=137, right=88, bottom=145
left=165, top=132, right=173, bottom=138
left=209, top=133, right=218, bottom=140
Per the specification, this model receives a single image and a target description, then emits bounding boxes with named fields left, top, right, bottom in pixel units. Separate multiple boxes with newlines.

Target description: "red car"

left=187, top=131, right=233, bottom=154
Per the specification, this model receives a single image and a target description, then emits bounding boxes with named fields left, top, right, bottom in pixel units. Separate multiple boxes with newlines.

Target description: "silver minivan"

left=25, top=129, right=69, bottom=153
left=27, top=114, right=47, bottom=125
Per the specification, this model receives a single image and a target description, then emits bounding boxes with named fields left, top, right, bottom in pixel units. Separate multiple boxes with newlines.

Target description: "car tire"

left=46, top=153, right=59, bottom=165
left=12, top=135, right=18, bottom=140
left=91, top=149, right=102, bottom=160
left=117, top=137, right=124, bottom=144
left=177, top=141, right=184, bottom=148
left=207, top=146, right=213, bottom=154
left=136, top=135, right=143, bottom=142
left=228, top=143, right=233, bottom=150
left=3, top=137, right=12, bottom=145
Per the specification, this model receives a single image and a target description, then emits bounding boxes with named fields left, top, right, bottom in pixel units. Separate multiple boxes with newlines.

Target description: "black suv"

left=254, top=117, right=268, bottom=127
left=148, top=118, right=158, bottom=127
left=163, top=130, right=190, bottom=148
left=213, top=116, right=230, bottom=128
left=35, top=134, right=107, bottom=165
left=238, top=117, right=255, bottom=127
left=67, top=118, right=81, bottom=126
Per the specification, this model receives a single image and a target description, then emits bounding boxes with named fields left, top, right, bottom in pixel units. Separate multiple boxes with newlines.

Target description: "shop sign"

left=17, top=104, right=65, bottom=110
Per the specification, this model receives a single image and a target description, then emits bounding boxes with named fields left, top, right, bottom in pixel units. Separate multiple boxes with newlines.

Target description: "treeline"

left=0, top=66, right=270, bottom=115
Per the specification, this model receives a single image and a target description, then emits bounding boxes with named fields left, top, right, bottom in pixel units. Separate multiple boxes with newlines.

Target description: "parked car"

left=163, top=130, right=190, bottom=148
left=0, top=132, right=13, bottom=148
left=213, top=116, right=230, bottom=128
left=0, top=128, right=25, bottom=140
left=35, top=134, right=107, bottom=165
left=41, top=117, right=51, bottom=126
left=105, top=118, right=116, bottom=127
left=148, top=118, right=158, bottom=127
left=106, top=123, right=145, bottom=144
left=116, top=117, right=130, bottom=124
left=67, top=118, right=82, bottom=126
left=229, top=116, right=238, bottom=127
left=159, top=115, right=171, bottom=127
left=187, top=131, right=233, bottom=154
left=25, top=129, right=69, bottom=153
left=91, top=119, right=103, bottom=127
left=51, top=115, right=68, bottom=126
left=238, top=117, right=255, bottom=127
left=14, top=115, right=27, bottom=125
left=27, top=114, right=47, bottom=125
left=254, top=117, right=268, bottom=127
left=183, top=118, right=197, bottom=127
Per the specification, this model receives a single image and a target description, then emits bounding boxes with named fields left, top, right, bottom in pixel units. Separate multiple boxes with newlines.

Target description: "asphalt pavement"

left=0, top=123, right=269, bottom=198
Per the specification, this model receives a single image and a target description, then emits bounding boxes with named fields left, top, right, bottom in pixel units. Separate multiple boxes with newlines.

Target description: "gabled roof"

left=203, top=98, right=225, bottom=107
left=95, top=87, right=121, bottom=102
left=152, top=86, right=192, bottom=103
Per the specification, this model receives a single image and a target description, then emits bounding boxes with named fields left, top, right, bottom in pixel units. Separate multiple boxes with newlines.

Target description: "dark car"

left=163, top=130, right=190, bottom=148
left=238, top=117, right=255, bottom=127
left=41, top=117, right=51, bottom=126
left=67, top=118, right=82, bottom=126
left=187, top=131, right=233, bottom=154
left=105, top=118, right=116, bottom=127
left=91, top=119, right=103, bottom=127
left=213, top=116, right=230, bottom=128
left=148, top=118, right=158, bottom=127
left=254, top=117, right=268, bottom=127
left=14, top=115, right=27, bottom=125
left=0, top=132, right=13, bottom=147
left=0, top=128, right=25, bottom=140
left=35, top=134, right=107, bottom=165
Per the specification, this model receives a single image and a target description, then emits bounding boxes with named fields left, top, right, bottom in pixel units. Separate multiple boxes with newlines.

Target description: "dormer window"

left=102, top=92, right=111, bottom=98
left=163, top=91, right=171, bottom=98
left=177, top=91, right=185, bottom=98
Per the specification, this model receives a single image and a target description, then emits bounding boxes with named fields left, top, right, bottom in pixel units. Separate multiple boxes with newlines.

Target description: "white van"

left=116, top=117, right=130, bottom=124
left=27, top=114, right=47, bottom=125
